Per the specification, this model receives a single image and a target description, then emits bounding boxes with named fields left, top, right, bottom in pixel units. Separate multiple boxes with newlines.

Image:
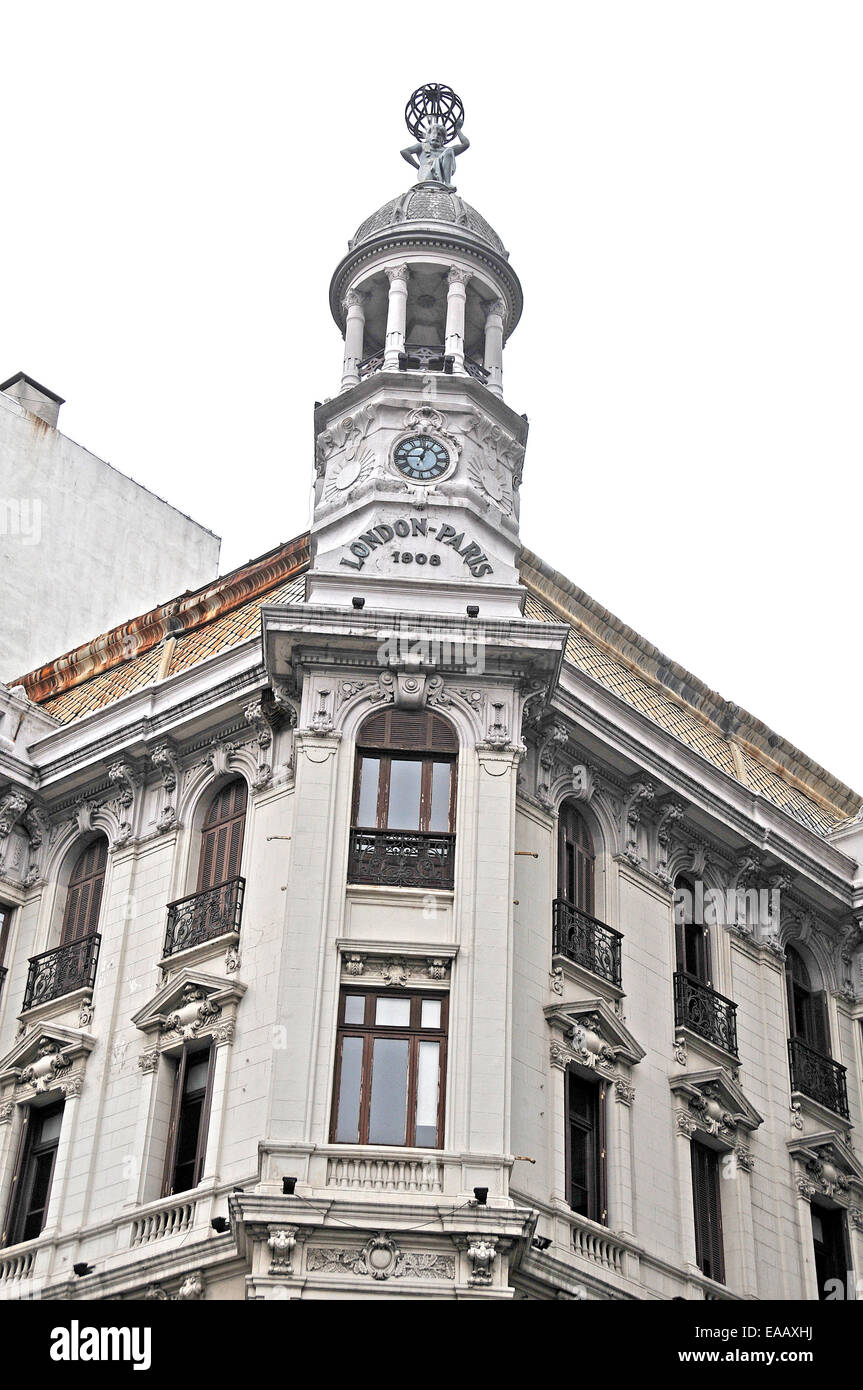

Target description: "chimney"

left=0, top=371, right=65, bottom=428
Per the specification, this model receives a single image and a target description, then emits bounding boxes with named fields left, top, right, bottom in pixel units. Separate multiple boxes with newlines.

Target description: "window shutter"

left=810, top=991, right=831, bottom=1056
left=61, top=839, right=107, bottom=945
left=691, top=1141, right=724, bottom=1283
left=192, top=1048, right=216, bottom=1188
left=162, top=1051, right=186, bottom=1197
left=198, top=780, right=247, bottom=891
left=1, top=1108, right=31, bottom=1247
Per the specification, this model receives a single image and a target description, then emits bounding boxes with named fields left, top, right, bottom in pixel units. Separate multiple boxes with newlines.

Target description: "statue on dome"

left=401, top=82, right=470, bottom=186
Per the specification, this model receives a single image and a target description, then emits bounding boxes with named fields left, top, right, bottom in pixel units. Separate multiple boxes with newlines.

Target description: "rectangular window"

left=353, top=753, right=455, bottom=833
left=162, top=1044, right=214, bottom=1195
left=565, top=1069, right=607, bottom=1223
left=812, top=1203, right=849, bottom=1300
left=691, top=1139, right=724, bottom=1283
left=331, top=989, right=447, bottom=1149
left=2, top=1101, right=64, bottom=1246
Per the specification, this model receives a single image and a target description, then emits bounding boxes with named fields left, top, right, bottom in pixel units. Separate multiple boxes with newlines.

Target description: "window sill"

left=674, top=1024, right=739, bottom=1070
left=17, top=984, right=93, bottom=1030
left=551, top=951, right=624, bottom=1002
left=345, top=883, right=454, bottom=904
left=157, top=929, right=239, bottom=976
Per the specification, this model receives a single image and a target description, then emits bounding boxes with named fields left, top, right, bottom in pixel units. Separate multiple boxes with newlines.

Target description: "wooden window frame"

left=1, top=1100, right=64, bottom=1247
left=0, top=903, right=12, bottom=967
left=161, top=1042, right=215, bottom=1197
left=558, top=804, right=595, bottom=915
left=674, top=875, right=712, bottom=986
left=60, top=838, right=108, bottom=946
left=197, top=779, right=247, bottom=894
left=330, top=988, right=448, bottom=1149
left=785, top=946, right=831, bottom=1056
left=811, top=1199, right=850, bottom=1300
left=352, top=750, right=457, bottom=834
left=691, top=1138, right=725, bottom=1284
left=564, top=1065, right=607, bottom=1224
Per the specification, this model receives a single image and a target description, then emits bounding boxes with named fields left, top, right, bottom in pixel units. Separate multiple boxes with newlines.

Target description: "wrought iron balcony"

left=23, top=933, right=100, bottom=1012
left=552, top=899, right=623, bottom=988
left=357, top=346, right=489, bottom=382
left=788, top=1036, right=849, bottom=1120
left=164, top=876, right=245, bottom=959
left=673, top=971, right=739, bottom=1057
left=348, top=828, right=455, bottom=890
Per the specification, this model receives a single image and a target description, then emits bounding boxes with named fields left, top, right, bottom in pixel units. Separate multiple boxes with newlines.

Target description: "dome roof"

left=349, top=183, right=508, bottom=258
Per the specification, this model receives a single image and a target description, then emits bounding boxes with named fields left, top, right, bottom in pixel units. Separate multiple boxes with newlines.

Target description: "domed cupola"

left=329, top=83, right=522, bottom=400
left=308, top=85, right=530, bottom=620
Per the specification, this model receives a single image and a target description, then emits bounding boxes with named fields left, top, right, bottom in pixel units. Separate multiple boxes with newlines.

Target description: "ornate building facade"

left=0, top=87, right=861, bottom=1301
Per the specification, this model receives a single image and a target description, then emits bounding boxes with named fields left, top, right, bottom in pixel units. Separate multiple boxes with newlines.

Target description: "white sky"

left=2, top=3, right=861, bottom=794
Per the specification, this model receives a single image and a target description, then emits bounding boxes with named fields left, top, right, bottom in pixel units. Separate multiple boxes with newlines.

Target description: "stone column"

left=200, top=1025, right=235, bottom=1183
left=672, top=1111, right=700, bottom=1273
left=383, top=264, right=410, bottom=371
left=340, top=290, right=366, bottom=391
left=548, top=1047, right=570, bottom=1207
left=483, top=298, right=505, bottom=397
left=445, top=267, right=470, bottom=372
left=793, top=1179, right=821, bottom=1299
left=610, top=1076, right=636, bottom=1236
left=848, top=1207, right=863, bottom=1298
left=723, top=1145, right=758, bottom=1297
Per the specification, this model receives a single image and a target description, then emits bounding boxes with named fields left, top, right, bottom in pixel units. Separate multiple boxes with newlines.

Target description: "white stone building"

left=0, top=371, right=220, bottom=681
left=0, top=96, right=861, bottom=1302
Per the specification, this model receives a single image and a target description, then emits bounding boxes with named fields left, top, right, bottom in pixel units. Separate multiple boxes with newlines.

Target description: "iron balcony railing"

left=788, top=1036, right=849, bottom=1120
left=358, top=346, right=489, bottom=382
left=164, top=876, right=245, bottom=959
left=673, top=971, right=739, bottom=1057
left=552, top=899, right=623, bottom=988
left=348, top=828, right=455, bottom=890
left=23, top=933, right=100, bottom=1012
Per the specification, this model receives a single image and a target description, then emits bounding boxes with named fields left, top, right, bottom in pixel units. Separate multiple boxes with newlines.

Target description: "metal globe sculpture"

left=404, top=82, right=464, bottom=142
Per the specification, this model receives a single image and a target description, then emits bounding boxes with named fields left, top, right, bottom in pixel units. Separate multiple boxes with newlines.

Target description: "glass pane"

left=420, top=998, right=441, bottom=1029
left=36, top=1110, right=63, bottom=1144
left=387, top=759, right=422, bottom=830
left=335, top=1037, right=363, bottom=1143
left=375, top=997, right=411, bottom=1027
left=344, top=994, right=365, bottom=1025
left=428, top=761, right=452, bottom=832
left=185, top=1056, right=210, bottom=1095
left=415, top=1040, right=440, bottom=1147
left=368, top=1038, right=409, bottom=1144
left=356, top=757, right=380, bottom=827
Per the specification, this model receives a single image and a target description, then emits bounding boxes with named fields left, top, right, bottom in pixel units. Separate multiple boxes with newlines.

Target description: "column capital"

left=447, top=266, right=471, bottom=286
left=385, top=263, right=410, bottom=284
left=343, top=289, right=365, bottom=311
left=485, top=298, right=506, bottom=320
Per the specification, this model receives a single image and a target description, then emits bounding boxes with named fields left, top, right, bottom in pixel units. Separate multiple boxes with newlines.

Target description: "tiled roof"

left=14, top=532, right=859, bottom=836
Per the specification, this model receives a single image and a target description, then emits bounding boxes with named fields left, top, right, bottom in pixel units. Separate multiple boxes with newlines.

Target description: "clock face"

left=393, top=434, right=450, bottom=482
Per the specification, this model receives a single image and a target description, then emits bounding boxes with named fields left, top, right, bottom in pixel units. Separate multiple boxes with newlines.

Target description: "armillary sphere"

left=404, top=83, right=464, bottom=142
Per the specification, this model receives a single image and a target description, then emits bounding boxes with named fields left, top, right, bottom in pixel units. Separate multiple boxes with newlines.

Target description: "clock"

left=393, top=434, right=451, bottom=482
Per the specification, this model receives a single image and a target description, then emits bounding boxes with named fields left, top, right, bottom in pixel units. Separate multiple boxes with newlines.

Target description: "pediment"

left=0, top=1022, right=95, bottom=1083
left=788, top=1129, right=863, bottom=1187
left=545, top=998, right=645, bottom=1068
left=670, top=1068, right=763, bottom=1134
left=131, top=967, right=246, bottom=1035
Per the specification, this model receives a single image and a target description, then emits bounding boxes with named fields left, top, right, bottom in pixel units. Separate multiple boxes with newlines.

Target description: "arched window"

left=352, top=710, right=457, bottom=834
left=61, top=838, right=108, bottom=944
left=785, top=945, right=830, bottom=1056
left=349, top=710, right=458, bottom=888
left=673, top=873, right=711, bottom=985
left=198, top=779, right=247, bottom=891
left=558, top=804, right=594, bottom=915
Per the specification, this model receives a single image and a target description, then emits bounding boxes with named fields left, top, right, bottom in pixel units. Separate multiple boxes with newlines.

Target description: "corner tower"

left=308, top=83, right=527, bottom=619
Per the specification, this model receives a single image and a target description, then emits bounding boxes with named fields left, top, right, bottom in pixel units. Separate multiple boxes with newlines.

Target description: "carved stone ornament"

left=176, top=1271, right=205, bottom=1300
left=614, top=1077, right=635, bottom=1106
left=465, top=1236, right=497, bottom=1286
left=623, top=778, right=655, bottom=865
left=570, top=764, right=596, bottom=804
left=676, top=1111, right=697, bottom=1138
left=268, top=1226, right=297, bottom=1275
left=138, top=1049, right=160, bottom=1075
left=673, top=1038, right=688, bottom=1067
